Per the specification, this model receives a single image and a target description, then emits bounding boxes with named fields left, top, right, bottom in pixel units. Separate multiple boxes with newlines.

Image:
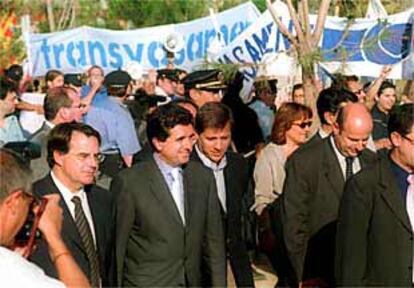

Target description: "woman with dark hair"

left=252, top=102, right=312, bottom=287
left=371, top=81, right=396, bottom=150
left=44, top=69, right=64, bottom=91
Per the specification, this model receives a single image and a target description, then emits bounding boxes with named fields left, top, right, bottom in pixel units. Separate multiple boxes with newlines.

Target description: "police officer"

left=84, top=70, right=141, bottom=183
left=182, top=69, right=226, bottom=108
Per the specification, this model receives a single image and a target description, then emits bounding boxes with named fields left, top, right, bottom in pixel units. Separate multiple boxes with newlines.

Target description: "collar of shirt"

left=195, top=144, right=227, bottom=172
left=329, top=136, right=361, bottom=179
left=50, top=171, right=86, bottom=216
left=108, top=96, right=128, bottom=109
left=195, top=145, right=227, bottom=212
left=318, top=128, right=330, bottom=139
left=50, top=171, right=97, bottom=245
left=45, top=120, right=55, bottom=129
left=153, top=153, right=182, bottom=187
left=389, top=155, right=410, bottom=204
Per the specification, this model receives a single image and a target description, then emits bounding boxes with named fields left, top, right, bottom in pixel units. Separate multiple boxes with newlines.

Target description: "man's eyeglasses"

left=69, top=152, right=106, bottom=163
left=71, top=103, right=87, bottom=109
left=293, top=121, right=313, bottom=129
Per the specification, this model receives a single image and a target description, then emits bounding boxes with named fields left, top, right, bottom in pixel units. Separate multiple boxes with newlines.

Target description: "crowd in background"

left=0, top=59, right=413, bottom=288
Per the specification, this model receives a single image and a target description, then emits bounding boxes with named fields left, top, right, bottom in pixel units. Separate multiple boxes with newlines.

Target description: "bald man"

left=281, top=103, right=378, bottom=286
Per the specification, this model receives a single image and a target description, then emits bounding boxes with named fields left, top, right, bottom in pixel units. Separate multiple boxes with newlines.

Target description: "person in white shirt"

left=0, top=148, right=90, bottom=288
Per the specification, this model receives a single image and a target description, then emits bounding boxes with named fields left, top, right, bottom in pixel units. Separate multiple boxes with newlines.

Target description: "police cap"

left=157, top=69, right=180, bottom=82
left=104, top=70, right=132, bottom=88
left=182, top=69, right=226, bottom=91
left=5, top=64, right=23, bottom=82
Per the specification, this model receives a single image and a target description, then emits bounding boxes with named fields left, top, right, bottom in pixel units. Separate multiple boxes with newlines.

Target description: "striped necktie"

left=345, top=157, right=354, bottom=180
left=71, top=196, right=100, bottom=287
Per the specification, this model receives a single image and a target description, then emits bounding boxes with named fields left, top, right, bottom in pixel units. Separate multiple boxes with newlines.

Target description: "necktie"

left=71, top=196, right=100, bottom=287
left=169, top=169, right=185, bottom=225
left=407, top=174, right=414, bottom=283
left=345, top=157, right=354, bottom=180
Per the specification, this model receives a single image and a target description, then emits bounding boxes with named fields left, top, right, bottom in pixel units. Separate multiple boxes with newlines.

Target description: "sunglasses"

left=293, top=121, right=313, bottom=129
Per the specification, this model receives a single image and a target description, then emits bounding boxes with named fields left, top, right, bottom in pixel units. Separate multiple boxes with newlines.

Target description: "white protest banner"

left=215, top=2, right=413, bottom=100
left=26, top=2, right=260, bottom=77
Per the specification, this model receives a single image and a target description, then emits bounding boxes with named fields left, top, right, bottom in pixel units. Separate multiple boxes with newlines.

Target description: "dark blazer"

left=30, top=174, right=116, bottom=287
left=281, top=136, right=377, bottom=284
left=113, top=155, right=226, bottom=287
left=192, top=150, right=254, bottom=287
left=336, top=156, right=413, bottom=286
left=29, top=122, right=51, bottom=181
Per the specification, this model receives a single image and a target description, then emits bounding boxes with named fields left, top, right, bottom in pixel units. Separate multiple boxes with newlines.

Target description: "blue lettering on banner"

left=204, top=29, right=217, bottom=54
left=252, top=23, right=273, bottom=55
left=174, top=49, right=185, bottom=66
left=220, top=25, right=229, bottom=44
left=34, top=20, right=252, bottom=74
left=122, top=43, right=144, bottom=63
left=66, top=42, right=77, bottom=67
left=108, top=43, right=123, bottom=68
left=52, top=43, right=64, bottom=68
left=40, top=39, right=52, bottom=69
left=88, top=41, right=107, bottom=66
left=76, top=41, right=87, bottom=66
left=147, top=41, right=161, bottom=68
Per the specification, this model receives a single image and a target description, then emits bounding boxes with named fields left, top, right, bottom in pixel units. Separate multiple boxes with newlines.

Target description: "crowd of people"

left=0, top=60, right=413, bottom=288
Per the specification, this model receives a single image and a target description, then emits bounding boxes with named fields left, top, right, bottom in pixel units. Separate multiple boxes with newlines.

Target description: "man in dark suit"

left=112, top=103, right=226, bottom=287
left=30, top=122, right=115, bottom=287
left=30, top=86, right=84, bottom=181
left=336, top=103, right=414, bottom=286
left=282, top=103, right=377, bottom=286
left=193, top=102, right=254, bottom=287
left=304, top=87, right=358, bottom=147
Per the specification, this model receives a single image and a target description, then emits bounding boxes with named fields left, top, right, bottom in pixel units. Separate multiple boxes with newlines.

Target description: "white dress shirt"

left=330, top=136, right=361, bottom=180
left=195, top=145, right=227, bottom=213
left=50, top=171, right=97, bottom=247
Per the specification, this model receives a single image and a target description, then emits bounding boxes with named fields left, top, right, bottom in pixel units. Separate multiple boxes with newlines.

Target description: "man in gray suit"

left=282, top=103, right=377, bottom=286
left=30, top=87, right=84, bottom=180
left=336, top=103, right=414, bottom=286
left=112, top=102, right=226, bottom=287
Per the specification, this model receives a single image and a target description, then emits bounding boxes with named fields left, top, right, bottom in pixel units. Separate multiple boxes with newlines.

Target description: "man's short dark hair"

left=0, top=148, right=32, bottom=201
left=388, top=103, right=414, bottom=137
left=316, top=87, right=358, bottom=125
left=146, top=102, right=193, bottom=150
left=43, top=87, right=73, bottom=121
left=378, top=81, right=396, bottom=97
left=292, top=83, right=303, bottom=94
left=107, top=86, right=128, bottom=98
left=195, top=102, right=233, bottom=134
left=47, top=122, right=101, bottom=168
left=0, top=78, right=18, bottom=100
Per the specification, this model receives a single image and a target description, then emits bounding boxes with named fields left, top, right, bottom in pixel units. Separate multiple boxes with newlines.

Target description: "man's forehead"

left=201, top=124, right=231, bottom=136
left=168, top=124, right=195, bottom=137
left=69, top=132, right=99, bottom=149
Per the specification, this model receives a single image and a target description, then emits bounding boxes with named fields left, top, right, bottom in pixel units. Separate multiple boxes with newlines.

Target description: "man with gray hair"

left=30, top=86, right=84, bottom=181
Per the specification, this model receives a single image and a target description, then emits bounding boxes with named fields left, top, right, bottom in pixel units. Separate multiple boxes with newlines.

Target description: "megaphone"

left=163, top=32, right=184, bottom=53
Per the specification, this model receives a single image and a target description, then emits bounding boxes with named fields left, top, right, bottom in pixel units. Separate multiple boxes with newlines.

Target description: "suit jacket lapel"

left=223, top=155, right=235, bottom=216
left=43, top=175, right=85, bottom=252
left=148, top=158, right=184, bottom=226
left=182, top=166, right=192, bottom=230
left=322, top=139, right=345, bottom=198
left=379, top=159, right=412, bottom=232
